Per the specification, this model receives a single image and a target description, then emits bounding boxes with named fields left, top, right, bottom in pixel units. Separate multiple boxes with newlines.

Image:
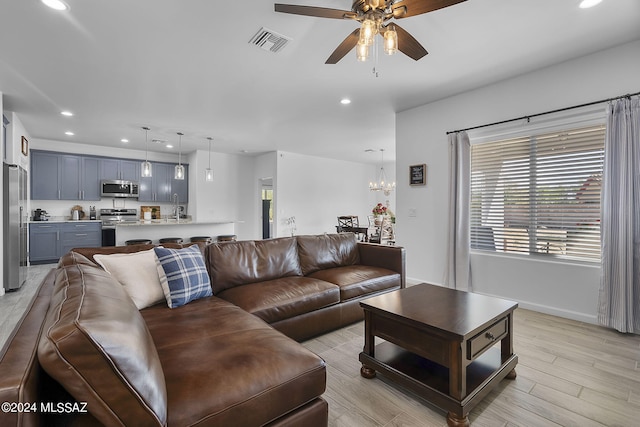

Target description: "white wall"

left=396, top=40, right=640, bottom=323
left=275, top=151, right=390, bottom=237
left=189, top=148, right=255, bottom=240
left=5, top=112, right=30, bottom=169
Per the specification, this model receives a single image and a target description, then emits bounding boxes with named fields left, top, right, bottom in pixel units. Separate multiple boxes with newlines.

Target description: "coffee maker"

left=33, top=209, right=49, bottom=221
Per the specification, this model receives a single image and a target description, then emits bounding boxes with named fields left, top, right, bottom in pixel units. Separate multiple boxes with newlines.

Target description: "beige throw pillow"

left=94, top=248, right=165, bottom=309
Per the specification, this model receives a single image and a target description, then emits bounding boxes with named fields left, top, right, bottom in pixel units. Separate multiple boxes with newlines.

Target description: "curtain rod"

left=446, top=91, right=640, bottom=135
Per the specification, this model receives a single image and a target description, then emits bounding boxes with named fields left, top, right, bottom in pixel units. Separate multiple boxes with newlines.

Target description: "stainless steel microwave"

left=101, top=180, right=139, bottom=198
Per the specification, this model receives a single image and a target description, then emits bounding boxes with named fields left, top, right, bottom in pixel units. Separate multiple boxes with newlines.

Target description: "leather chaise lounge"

left=0, top=233, right=405, bottom=426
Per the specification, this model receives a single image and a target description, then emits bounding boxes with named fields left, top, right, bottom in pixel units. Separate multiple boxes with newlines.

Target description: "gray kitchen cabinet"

left=139, top=162, right=173, bottom=203
left=60, top=222, right=101, bottom=255
left=172, top=164, right=189, bottom=204
left=31, top=151, right=61, bottom=200
left=31, top=151, right=100, bottom=201
left=32, top=150, right=187, bottom=202
left=100, top=158, right=140, bottom=182
left=29, top=222, right=101, bottom=264
left=29, top=223, right=60, bottom=264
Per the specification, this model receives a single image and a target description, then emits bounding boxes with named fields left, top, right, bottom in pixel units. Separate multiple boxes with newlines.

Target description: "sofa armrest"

left=357, top=243, right=406, bottom=288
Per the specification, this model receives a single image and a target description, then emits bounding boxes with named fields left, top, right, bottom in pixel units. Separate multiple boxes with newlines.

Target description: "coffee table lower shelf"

left=360, top=342, right=518, bottom=423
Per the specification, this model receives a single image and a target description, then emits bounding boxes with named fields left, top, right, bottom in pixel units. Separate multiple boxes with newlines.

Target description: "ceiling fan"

left=274, top=0, right=467, bottom=64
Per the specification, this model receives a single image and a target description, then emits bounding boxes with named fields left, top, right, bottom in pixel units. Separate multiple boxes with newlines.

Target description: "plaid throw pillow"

left=154, top=245, right=212, bottom=308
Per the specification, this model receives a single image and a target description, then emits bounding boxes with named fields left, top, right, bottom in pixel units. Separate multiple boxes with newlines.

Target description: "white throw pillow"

left=94, top=249, right=165, bottom=309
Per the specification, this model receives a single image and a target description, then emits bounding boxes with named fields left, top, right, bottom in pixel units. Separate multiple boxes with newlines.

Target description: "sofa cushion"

left=58, top=250, right=97, bottom=267
left=207, top=237, right=303, bottom=293
left=140, top=296, right=326, bottom=427
left=154, top=245, right=212, bottom=308
left=217, top=276, right=340, bottom=324
left=38, top=263, right=167, bottom=427
left=308, top=265, right=402, bottom=301
left=297, top=233, right=360, bottom=275
left=93, top=248, right=165, bottom=309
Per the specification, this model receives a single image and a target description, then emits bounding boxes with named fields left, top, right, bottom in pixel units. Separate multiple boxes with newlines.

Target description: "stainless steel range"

left=100, top=208, right=138, bottom=246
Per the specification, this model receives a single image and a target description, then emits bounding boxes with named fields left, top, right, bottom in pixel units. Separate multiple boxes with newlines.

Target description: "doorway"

left=260, top=178, right=273, bottom=239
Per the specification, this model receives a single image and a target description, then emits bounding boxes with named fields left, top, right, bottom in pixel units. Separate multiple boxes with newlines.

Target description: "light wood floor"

left=303, top=309, right=640, bottom=426
left=2, top=267, right=639, bottom=426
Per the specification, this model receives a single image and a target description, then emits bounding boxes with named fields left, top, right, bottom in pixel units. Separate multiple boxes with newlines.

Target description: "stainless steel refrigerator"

left=3, top=163, right=28, bottom=291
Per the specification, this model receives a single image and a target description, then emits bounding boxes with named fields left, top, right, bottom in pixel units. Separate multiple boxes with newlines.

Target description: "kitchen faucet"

left=172, top=193, right=179, bottom=222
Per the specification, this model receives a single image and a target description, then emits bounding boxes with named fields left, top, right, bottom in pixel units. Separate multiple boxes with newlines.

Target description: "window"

left=470, top=124, right=605, bottom=261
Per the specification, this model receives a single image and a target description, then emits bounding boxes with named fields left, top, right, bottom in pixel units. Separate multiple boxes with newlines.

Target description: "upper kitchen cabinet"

left=139, top=162, right=189, bottom=203
left=31, top=151, right=60, bottom=200
left=172, top=164, right=189, bottom=204
left=139, top=162, right=172, bottom=203
left=100, top=158, right=140, bottom=182
left=31, top=151, right=100, bottom=201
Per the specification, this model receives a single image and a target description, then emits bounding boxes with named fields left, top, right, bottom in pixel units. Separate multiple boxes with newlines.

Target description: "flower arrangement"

left=372, top=203, right=388, bottom=216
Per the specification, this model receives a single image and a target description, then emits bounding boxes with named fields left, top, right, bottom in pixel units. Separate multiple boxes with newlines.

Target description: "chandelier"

left=369, top=148, right=395, bottom=196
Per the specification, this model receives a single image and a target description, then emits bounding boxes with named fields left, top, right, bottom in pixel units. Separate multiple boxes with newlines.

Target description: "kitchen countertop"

left=115, top=219, right=237, bottom=226
left=29, top=219, right=102, bottom=224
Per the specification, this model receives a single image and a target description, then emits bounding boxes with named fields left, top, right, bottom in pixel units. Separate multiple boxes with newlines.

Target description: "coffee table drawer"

left=467, top=317, right=508, bottom=360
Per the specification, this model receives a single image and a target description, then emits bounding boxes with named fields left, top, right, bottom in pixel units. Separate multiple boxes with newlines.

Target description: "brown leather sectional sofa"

left=0, top=233, right=405, bottom=426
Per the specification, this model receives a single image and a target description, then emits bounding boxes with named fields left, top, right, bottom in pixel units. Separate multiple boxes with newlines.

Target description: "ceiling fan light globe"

left=384, top=27, right=398, bottom=55
left=360, top=19, right=376, bottom=46
left=356, top=41, right=369, bottom=61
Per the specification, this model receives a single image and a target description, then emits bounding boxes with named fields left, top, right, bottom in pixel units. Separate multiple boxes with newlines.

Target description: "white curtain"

left=598, top=96, right=640, bottom=334
left=445, top=132, right=471, bottom=291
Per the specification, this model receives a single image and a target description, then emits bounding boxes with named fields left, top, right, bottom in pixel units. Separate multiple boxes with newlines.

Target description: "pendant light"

left=141, top=126, right=152, bottom=177
left=205, top=137, right=214, bottom=182
left=174, top=132, right=185, bottom=180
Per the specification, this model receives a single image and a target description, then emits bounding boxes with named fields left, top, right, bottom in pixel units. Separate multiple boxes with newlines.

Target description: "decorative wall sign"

left=409, top=164, right=426, bottom=186
left=21, top=136, right=29, bottom=156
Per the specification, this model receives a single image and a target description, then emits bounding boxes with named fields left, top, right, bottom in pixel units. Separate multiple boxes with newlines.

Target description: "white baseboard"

left=405, top=277, right=598, bottom=325
left=474, top=290, right=598, bottom=325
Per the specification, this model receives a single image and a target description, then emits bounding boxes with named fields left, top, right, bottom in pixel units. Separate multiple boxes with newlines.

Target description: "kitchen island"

left=114, top=219, right=236, bottom=245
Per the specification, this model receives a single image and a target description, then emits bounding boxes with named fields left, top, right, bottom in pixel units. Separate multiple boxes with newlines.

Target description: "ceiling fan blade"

left=392, top=0, right=467, bottom=19
left=325, top=28, right=360, bottom=64
left=393, top=24, right=428, bottom=61
left=275, top=4, right=353, bottom=19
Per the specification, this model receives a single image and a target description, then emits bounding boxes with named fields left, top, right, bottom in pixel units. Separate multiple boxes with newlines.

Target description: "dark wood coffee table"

left=359, top=283, right=518, bottom=427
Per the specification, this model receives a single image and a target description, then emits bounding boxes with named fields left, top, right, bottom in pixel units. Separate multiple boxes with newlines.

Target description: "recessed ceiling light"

left=60, top=111, right=73, bottom=116
left=166, top=144, right=174, bottom=149
left=41, top=0, right=69, bottom=11
left=65, top=131, right=74, bottom=136
left=121, top=138, right=129, bottom=143
left=579, top=0, right=602, bottom=8
left=340, top=98, right=351, bottom=105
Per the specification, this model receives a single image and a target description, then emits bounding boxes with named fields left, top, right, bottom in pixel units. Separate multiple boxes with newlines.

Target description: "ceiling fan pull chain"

left=373, top=33, right=380, bottom=77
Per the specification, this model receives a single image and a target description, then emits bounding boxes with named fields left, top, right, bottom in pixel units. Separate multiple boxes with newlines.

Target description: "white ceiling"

left=1, top=0, right=639, bottom=164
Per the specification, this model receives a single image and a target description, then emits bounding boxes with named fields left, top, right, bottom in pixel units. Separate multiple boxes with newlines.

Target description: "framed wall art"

left=21, top=136, right=29, bottom=156
left=409, top=164, right=426, bottom=186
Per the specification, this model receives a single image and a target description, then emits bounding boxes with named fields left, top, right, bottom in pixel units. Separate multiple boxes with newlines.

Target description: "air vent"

left=249, top=27, right=291, bottom=53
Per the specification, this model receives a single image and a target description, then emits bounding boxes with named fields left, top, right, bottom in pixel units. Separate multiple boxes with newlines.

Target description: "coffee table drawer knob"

left=468, top=317, right=508, bottom=360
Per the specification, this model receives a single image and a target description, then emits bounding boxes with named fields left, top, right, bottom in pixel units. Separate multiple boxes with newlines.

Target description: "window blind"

left=470, top=124, right=605, bottom=261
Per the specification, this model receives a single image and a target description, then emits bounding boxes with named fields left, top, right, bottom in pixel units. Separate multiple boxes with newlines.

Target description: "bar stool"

left=159, top=237, right=183, bottom=244
left=190, top=236, right=213, bottom=244
left=217, top=235, right=237, bottom=243
left=125, top=239, right=152, bottom=245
